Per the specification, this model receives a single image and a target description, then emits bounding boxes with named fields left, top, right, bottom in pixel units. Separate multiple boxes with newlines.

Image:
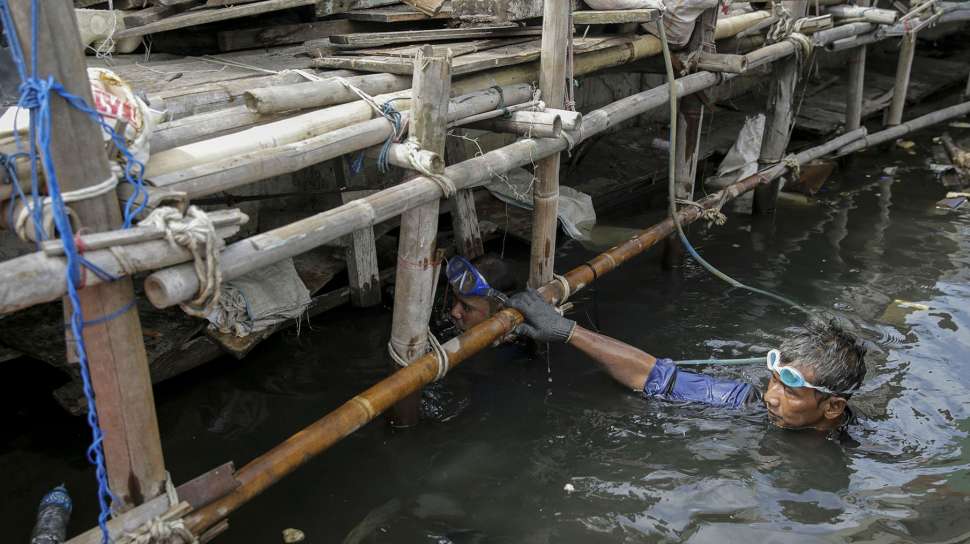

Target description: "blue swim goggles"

left=445, top=256, right=508, bottom=304
left=767, top=349, right=838, bottom=396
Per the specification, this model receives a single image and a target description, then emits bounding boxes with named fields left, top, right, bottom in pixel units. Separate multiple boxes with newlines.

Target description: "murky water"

left=3, top=126, right=970, bottom=542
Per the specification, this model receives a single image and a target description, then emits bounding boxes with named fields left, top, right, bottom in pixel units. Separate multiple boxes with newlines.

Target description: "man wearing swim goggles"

left=503, top=289, right=868, bottom=433
left=445, top=255, right=517, bottom=333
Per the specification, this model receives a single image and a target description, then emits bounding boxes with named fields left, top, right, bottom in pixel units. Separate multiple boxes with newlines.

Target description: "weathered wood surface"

left=315, top=0, right=400, bottom=17
left=340, top=185, right=382, bottom=308
left=344, top=2, right=454, bottom=21
left=445, top=130, right=484, bottom=259
left=113, top=0, right=317, bottom=38
left=403, top=0, right=447, bottom=16
left=795, top=54, right=970, bottom=134
left=315, top=35, right=635, bottom=75
left=336, top=37, right=535, bottom=58
left=216, top=19, right=360, bottom=52
left=572, top=8, right=659, bottom=25
left=329, top=24, right=541, bottom=47
left=124, top=1, right=202, bottom=27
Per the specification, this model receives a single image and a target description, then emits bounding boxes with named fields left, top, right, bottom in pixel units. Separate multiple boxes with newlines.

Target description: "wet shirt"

left=643, top=358, right=761, bottom=409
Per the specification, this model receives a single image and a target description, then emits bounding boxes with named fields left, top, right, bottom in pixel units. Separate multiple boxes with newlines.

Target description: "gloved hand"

left=507, top=288, right=576, bottom=343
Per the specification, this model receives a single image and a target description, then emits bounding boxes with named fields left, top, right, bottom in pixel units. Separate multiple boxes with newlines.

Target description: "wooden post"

left=885, top=32, right=916, bottom=127
left=387, top=45, right=451, bottom=428
left=445, top=130, right=485, bottom=259
left=334, top=157, right=382, bottom=307
left=528, top=0, right=570, bottom=288
left=752, top=55, right=799, bottom=215
left=7, top=0, right=165, bottom=508
left=663, top=7, right=717, bottom=267
left=845, top=45, right=866, bottom=131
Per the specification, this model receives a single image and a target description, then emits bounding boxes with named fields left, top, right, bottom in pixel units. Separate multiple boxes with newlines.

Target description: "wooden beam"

left=328, top=25, right=541, bottom=47
left=216, top=18, right=359, bottom=52
left=7, top=0, right=165, bottom=508
left=845, top=45, right=866, bottom=131
left=885, top=32, right=916, bottom=127
left=113, top=0, right=317, bottom=39
left=344, top=3, right=454, bottom=22
left=402, top=0, right=447, bottom=17
left=338, top=184, right=382, bottom=308
left=445, top=130, right=484, bottom=259
left=529, top=0, right=569, bottom=288
left=388, top=45, right=451, bottom=428
left=314, top=0, right=400, bottom=17
left=572, top=8, right=659, bottom=25
left=123, top=1, right=202, bottom=28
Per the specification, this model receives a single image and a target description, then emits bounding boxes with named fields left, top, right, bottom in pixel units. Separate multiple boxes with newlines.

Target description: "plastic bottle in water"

left=31, top=485, right=72, bottom=544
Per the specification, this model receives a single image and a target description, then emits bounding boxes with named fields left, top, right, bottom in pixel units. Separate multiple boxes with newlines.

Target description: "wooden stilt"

left=663, top=7, right=717, bottom=267
left=845, top=45, right=867, bottom=132
left=387, top=45, right=452, bottom=428
left=6, top=0, right=165, bottom=508
left=333, top=157, right=382, bottom=307
left=528, top=0, right=570, bottom=288
left=753, top=55, right=799, bottom=215
left=445, top=130, right=485, bottom=259
left=885, top=32, right=917, bottom=127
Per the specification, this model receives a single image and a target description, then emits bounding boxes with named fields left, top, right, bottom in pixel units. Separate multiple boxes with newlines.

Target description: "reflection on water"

left=2, top=131, right=970, bottom=542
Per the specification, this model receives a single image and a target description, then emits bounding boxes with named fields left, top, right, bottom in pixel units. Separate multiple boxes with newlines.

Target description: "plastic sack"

left=642, top=0, right=720, bottom=48
left=88, top=67, right=159, bottom=165
left=486, top=168, right=597, bottom=241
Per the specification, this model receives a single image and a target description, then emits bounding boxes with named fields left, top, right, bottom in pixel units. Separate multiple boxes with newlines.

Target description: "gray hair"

left=779, top=320, right=867, bottom=397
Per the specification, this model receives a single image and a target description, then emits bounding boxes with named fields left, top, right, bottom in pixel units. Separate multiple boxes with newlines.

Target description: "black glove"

left=507, top=289, right=576, bottom=343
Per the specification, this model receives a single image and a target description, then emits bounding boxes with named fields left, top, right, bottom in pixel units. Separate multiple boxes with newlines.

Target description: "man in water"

left=445, top=257, right=867, bottom=433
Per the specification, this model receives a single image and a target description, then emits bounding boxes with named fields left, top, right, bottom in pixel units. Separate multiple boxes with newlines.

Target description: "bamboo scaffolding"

left=181, top=126, right=870, bottom=537
left=845, top=44, right=867, bottom=131
left=836, top=100, right=970, bottom=155
left=886, top=32, right=917, bottom=127
left=141, top=11, right=770, bottom=178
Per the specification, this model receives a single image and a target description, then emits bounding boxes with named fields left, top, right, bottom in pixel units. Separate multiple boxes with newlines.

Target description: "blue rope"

left=0, top=2, right=152, bottom=542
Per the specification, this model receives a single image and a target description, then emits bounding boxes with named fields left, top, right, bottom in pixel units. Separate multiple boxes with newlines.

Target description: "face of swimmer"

left=450, top=293, right=495, bottom=331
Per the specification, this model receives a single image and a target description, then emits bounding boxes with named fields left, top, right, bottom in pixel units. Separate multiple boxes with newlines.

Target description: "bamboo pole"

left=7, top=0, right=165, bottom=508
left=529, top=0, right=570, bottom=288
left=753, top=55, right=799, bottom=215
left=387, top=45, right=452, bottom=427
left=244, top=73, right=412, bottom=115
left=467, top=110, right=563, bottom=138
left=140, top=84, right=535, bottom=199
left=182, top=126, right=868, bottom=537
left=826, top=5, right=898, bottom=24
left=886, top=32, right=917, bottom=127
left=845, top=44, right=867, bottom=131
left=836, top=100, right=970, bottom=155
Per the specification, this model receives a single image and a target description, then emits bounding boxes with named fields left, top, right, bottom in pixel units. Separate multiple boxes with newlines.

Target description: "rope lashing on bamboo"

left=388, top=329, right=449, bottom=382
left=333, top=76, right=407, bottom=174
left=552, top=273, right=571, bottom=305
left=675, top=198, right=728, bottom=226
left=781, top=154, right=802, bottom=184
left=13, top=171, right=118, bottom=242
left=118, top=473, right=197, bottom=544
left=139, top=206, right=221, bottom=317
left=402, top=138, right=457, bottom=198
left=766, top=4, right=814, bottom=62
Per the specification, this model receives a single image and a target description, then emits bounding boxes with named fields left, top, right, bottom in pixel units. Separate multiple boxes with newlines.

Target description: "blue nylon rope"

left=1, top=2, right=150, bottom=542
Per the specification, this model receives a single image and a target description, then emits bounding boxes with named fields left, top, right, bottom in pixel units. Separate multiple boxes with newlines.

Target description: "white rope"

left=552, top=273, right=571, bottom=305
left=118, top=472, right=197, bottom=544
left=388, top=329, right=449, bottom=381
left=782, top=153, right=802, bottom=183
left=404, top=139, right=457, bottom=198
left=139, top=206, right=221, bottom=318
left=14, top=172, right=118, bottom=241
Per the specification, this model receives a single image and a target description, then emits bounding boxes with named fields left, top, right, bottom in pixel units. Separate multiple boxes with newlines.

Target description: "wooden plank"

left=344, top=2, right=454, bottom=22
left=572, top=8, right=659, bottom=25
left=336, top=36, right=534, bottom=58
left=206, top=0, right=266, bottom=5
left=314, top=0, right=400, bottom=17
left=216, top=18, right=359, bottom=52
left=124, top=1, right=202, bottom=28
left=316, top=35, right=628, bottom=75
left=445, top=131, right=484, bottom=259
left=329, top=24, right=540, bottom=47
left=113, top=0, right=317, bottom=39
left=340, top=188, right=382, bottom=307
left=403, top=0, right=447, bottom=17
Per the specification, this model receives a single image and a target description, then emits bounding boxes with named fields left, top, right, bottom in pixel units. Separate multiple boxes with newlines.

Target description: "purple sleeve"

left=643, top=358, right=755, bottom=409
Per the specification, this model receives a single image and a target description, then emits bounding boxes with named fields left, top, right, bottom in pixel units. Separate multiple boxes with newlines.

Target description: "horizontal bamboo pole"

left=827, top=5, right=898, bottom=24
left=0, top=210, right=246, bottom=315
left=183, top=127, right=868, bottom=536
left=696, top=51, right=748, bottom=73
left=835, top=100, right=970, bottom=155
left=467, top=110, right=563, bottom=138
left=143, top=12, right=770, bottom=178
left=141, top=84, right=535, bottom=199
left=244, top=73, right=412, bottom=115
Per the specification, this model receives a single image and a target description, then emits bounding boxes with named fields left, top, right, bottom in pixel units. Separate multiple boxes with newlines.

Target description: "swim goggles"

left=766, top=349, right=838, bottom=396
left=445, top=256, right=508, bottom=304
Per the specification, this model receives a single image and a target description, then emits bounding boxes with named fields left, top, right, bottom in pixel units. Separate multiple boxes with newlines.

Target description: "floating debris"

left=283, top=528, right=305, bottom=543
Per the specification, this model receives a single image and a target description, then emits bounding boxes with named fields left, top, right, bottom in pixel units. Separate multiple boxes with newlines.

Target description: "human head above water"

left=764, top=319, right=867, bottom=431
left=449, top=254, right=522, bottom=331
